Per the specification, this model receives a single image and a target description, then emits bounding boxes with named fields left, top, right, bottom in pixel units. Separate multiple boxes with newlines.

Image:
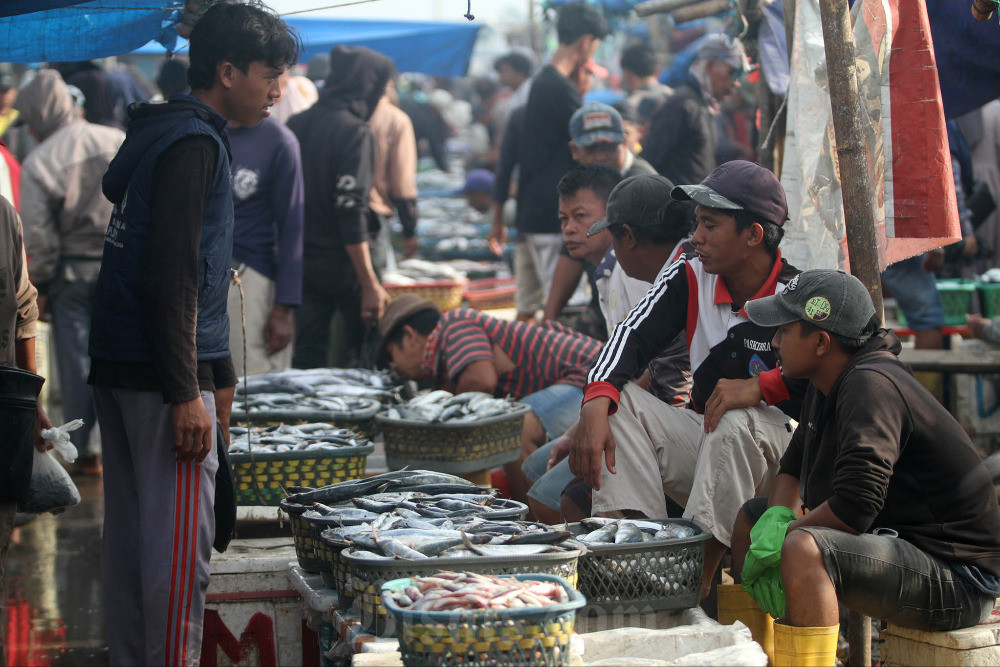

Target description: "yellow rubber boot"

left=772, top=621, right=839, bottom=667
left=717, top=584, right=774, bottom=664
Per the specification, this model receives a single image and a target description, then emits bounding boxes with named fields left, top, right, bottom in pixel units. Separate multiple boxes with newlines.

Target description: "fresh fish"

left=580, top=523, right=619, bottom=543
left=614, top=522, right=643, bottom=544
left=386, top=572, right=569, bottom=612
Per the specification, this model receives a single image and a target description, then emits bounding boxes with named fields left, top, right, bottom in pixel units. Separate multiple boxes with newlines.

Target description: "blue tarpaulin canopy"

left=0, top=0, right=183, bottom=62
left=0, top=4, right=481, bottom=78
left=135, top=17, right=483, bottom=78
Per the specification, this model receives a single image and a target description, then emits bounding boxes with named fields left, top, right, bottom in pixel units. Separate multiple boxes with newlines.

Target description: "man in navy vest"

left=88, top=3, right=299, bottom=664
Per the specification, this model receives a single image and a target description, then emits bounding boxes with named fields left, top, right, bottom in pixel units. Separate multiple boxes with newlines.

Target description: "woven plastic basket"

left=981, top=283, right=1000, bottom=319
left=345, top=546, right=582, bottom=636
left=376, top=404, right=530, bottom=475
left=385, top=279, right=468, bottom=312
left=565, top=519, right=711, bottom=613
left=229, top=397, right=382, bottom=438
left=935, top=279, right=978, bottom=326
left=230, top=442, right=374, bottom=506
left=279, top=499, right=324, bottom=573
left=382, top=574, right=585, bottom=667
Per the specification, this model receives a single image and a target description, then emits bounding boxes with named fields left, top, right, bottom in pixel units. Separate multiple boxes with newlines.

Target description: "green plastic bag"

left=741, top=505, right=798, bottom=619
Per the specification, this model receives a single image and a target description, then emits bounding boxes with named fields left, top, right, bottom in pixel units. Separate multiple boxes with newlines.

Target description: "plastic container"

left=229, top=396, right=382, bottom=438
left=464, top=277, right=517, bottom=311
left=229, top=441, right=374, bottom=506
left=279, top=499, right=324, bottom=573
left=565, top=519, right=711, bottom=613
left=345, top=546, right=582, bottom=636
left=376, top=404, right=530, bottom=475
left=935, top=279, right=978, bottom=325
left=382, top=573, right=585, bottom=666
left=980, top=282, right=1000, bottom=319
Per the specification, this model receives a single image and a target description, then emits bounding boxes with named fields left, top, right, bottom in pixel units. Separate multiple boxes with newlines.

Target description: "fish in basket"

left=377, top=391, right=531, bottom=475
left=382, top=572, right=585, bottom=667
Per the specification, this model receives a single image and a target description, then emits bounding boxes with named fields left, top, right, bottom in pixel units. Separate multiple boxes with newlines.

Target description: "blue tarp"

left=136, top=17, right=482, bottom=78
left=0, top=0, right=182, bottom=63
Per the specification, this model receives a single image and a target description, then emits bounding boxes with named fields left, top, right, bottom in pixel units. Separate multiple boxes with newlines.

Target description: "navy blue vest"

left=90, top=96, right=233, bottom=364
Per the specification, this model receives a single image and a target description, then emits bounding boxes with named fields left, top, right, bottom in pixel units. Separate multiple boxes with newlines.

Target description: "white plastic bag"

left=41, top=418, right=83, bottom=464
left=19, top=448, right=81, bottom=515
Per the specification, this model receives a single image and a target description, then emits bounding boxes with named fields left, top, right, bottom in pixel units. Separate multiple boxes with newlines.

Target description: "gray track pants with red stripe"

left=94, top=387, right=218, bottom=667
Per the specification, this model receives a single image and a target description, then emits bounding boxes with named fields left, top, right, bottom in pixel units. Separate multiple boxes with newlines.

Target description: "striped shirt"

left=432, top=308, right=602, bottom=399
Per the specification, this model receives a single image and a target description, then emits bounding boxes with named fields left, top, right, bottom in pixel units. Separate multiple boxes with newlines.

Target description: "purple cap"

left=671, top=160, right=789, bottom=227
left=460, top=169, right=495, bottom=195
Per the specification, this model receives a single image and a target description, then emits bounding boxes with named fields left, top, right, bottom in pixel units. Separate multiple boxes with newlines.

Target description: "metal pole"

left=818, top=0, right=884, bottom=321
left=635, top=0, right=707, bottom=17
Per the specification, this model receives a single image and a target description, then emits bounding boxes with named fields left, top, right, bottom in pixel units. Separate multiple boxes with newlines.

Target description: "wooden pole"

left=670, top=0, right=731, bottom=24
left=635, top=0, right=706, bottom=17
left=818, top=0, right=884, bottom=321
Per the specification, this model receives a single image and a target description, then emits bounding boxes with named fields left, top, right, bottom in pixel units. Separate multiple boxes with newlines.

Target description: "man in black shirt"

left=726, top=270, right=1000, bottom=663
left=489, top=1, right=609, bottom=322
left=88, top=4, right=299, bottom=663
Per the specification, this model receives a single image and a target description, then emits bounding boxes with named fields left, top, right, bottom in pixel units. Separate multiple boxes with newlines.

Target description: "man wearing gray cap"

left=642, top=33, right=746, bottom=185
left=570, top=160, right=806, bottom=599
left=726, top=270, right=1000, bottom=662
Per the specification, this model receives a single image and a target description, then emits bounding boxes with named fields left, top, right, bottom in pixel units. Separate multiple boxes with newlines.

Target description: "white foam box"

left=201, top=537, right=315, bottom=666
left=883, top=603, right=1000, bottom=667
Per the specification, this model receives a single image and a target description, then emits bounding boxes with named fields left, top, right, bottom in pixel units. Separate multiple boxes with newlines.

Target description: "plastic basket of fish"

left=566, top=518, right=710, bottom=613
left=279, top=499, right=326, bottom=573
left=382, top=572, right=585, bottom=667
left=377, top=392, right=530, bottom=475
left=230, top=395, right=382, bottom=437
left=347, top=540, right=581, bottom=637
left=464, top=277, right=517, bottom=311
left=384, top=279, right=468, bottom=312
left=228, top=425, right=374, bottom=506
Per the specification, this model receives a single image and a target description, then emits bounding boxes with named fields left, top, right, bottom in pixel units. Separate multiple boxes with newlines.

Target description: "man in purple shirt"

left=227, top=116, right=304, bottom=375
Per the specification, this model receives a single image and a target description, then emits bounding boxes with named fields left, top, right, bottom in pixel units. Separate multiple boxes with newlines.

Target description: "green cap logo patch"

left=805, top=296, right=831, bottom=322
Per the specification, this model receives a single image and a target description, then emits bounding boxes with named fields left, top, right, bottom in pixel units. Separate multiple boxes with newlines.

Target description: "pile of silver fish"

left=576, top=517, right=699, bottom=545
left=285, top=469, right=487, bottom=506
left=383, top=258, right=466, bottom=284
left=238, top=394, right=378, bottom=414
left=387, top=572, right=569, bottom=612
left=384, top=391, right=521, bottom=424
left=228, top=424, right=368, bottom=455
left=237, top=367, right=402, bottom=405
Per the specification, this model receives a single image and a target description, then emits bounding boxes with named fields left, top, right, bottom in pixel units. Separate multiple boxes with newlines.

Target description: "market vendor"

left=569, top=160, right=808, bottom=598
left=728, top=269, right=1000, bottom=665
left=378, top=298, right=602, bottom=504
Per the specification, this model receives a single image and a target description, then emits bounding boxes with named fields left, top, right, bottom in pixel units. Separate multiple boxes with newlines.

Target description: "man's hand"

left=568, top=399, right=616, bottom=489
left=703, top=378, right=762, bottom=433
left=36, top=294, right=49, bottom=323
left=361, top=282, right=391, bottom=325
left=922, top=248, right=945, bottom=273
left=968, top=314, right=992, bottom=340
left=172, top=397, right=214, bottom=462
left=403, top=236, right=420, bottom=259
left=264, top=304, right=295, bottom=356
left=547, top=421, right=579, bottom=471
left=34, top=401, right=53, bottom=452
left=488, top=221, right=507, bottom=257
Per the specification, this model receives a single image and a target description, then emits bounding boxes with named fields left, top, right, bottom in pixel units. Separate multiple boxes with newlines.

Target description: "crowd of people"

left=1, top=0, right=1000, bottom=665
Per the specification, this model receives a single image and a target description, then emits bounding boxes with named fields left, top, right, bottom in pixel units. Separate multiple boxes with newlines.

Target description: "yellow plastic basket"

left=385, top=279, right=468, bottom=311
left=230, top=443, right=373, bottom=506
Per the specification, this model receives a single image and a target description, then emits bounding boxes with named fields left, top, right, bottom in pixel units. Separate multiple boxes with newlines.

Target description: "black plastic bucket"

left=0, top=366, right=44, bottom=503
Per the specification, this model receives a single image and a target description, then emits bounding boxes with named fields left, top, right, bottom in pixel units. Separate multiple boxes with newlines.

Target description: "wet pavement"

left=5, top=476, right=108, bottom=666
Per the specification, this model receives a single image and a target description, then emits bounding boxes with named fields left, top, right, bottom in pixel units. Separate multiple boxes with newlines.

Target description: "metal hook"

left=464, top=0, right=475, bottom=20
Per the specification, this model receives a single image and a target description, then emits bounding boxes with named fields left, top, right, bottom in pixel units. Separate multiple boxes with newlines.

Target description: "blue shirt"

left=228, top=118, right=304, bottom=306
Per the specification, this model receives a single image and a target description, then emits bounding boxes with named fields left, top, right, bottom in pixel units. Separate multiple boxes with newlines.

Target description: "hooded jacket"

left=780, top=329, right=1000, bottom=577
left=89, top=94, right=233, bottom=365
left=641, top=73, right=715, bottom=186
left=287, top=45, right=394, bottom=258
left=15, top=69, right=124, bottom=288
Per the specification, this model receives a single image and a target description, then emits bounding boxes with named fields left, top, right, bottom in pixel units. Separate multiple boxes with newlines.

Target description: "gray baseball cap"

left=588, top=174, right=693, bottom=238
left=745, top=269, right=877, bottom=339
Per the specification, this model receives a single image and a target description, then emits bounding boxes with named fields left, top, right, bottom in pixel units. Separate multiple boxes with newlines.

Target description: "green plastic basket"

left=382, top=573, right=585, bottom=667
left=980, top=283, right=1000, bottom=319
left=230, top=442, right=374, bottom=506
left=935, top=279, right=977, bottom=326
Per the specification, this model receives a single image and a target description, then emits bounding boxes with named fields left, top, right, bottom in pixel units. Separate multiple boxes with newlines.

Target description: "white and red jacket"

left=585, top=250, right=806, bottom=418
